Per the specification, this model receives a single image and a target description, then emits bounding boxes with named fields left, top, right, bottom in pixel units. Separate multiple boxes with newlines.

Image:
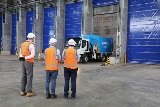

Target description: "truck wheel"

left=83, top=54, right=89, bottom=63
left=101, top=55, right=106, bottom=62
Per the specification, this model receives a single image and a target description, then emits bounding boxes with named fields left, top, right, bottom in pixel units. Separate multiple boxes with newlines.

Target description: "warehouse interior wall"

left=83, top=0, right=93, bottom=35
left=34, top=3, right=44, bottom=56
left=92, top=0, right=120, bottom=57
left=17, top=8, right=26, bottom=54
left=119, top=0, right=128, bottom=63
left=55, top=0, right=65, bottom=54
left=127, top=0, right=160, bottom=64
left=1, top=0, right=159, bottom=65
left=0, top=16, right=2, bottom=53
left=0, top=0, right=127, bottom=63
left=11, top=14, right=18, bottom=55
left=1, top=10, right=12, bottom=55
left=93, top=5, right=119, bottom=56
left=43, top=7, right=56, bottom=51
left=65, top=1, right=83, bottom=40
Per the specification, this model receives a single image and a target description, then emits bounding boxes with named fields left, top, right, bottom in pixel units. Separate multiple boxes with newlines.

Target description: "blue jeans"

left=46, top=70, right=58, bottom=94
left=64, top=67, right=78, bottom=97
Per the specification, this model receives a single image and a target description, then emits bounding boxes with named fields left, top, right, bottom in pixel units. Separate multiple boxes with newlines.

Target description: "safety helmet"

left=49, top=38, right=57, bottom=44
left=27, top=33, right=35, bottom=38
left=68, top=39, right=75, bottom=46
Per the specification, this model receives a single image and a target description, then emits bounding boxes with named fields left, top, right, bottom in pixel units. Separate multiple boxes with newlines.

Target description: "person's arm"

left=57, top=49, right=61, bottom=62
left=25, top=44, right=35, bottom=59
left=19, top=48, right=25, bottom=61
left=44, top=55, right=45, bottom=60
left=62, top=50, right=65, bottom=61
left=44, top=50, right=46, bottom=60
left=76, top=50, right=79, bottom=61
left=19, top=48, right=23, bottom=57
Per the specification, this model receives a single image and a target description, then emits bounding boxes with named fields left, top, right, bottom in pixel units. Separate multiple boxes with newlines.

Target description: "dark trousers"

left=46, top=70, right=58, bottom=95
left=64, top=67, right=78, bottom=97
left=21, top=61, right=34, bottom=93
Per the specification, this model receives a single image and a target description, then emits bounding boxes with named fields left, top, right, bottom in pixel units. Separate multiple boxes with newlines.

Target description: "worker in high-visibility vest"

left=62, top=39, right=79, bottom=100
left=44, top=38, right=61, bottom=99
left=19, top=33, right=36, bottom=97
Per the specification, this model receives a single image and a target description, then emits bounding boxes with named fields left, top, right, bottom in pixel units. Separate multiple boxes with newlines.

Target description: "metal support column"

left=55, top=0, right=65, bottom=54
left=116, top=0, right=128, bottom=62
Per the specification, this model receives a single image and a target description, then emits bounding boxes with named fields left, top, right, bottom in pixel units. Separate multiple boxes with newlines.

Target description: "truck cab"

left=65, top=35, right=113, bottom=63
left=65, top=37, right=90, bottom=63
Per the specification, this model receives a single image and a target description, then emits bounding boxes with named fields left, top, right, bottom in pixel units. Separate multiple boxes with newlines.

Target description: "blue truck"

left=65, top=34, right=113, bottom=63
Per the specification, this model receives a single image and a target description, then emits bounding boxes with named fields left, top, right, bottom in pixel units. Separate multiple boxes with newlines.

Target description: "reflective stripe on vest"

left=45, top=47, right=58, bottom=70
left=64, top=48, right=77, bottom=67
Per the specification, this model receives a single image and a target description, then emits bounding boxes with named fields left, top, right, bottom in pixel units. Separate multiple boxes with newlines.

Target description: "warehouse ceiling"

left=0, top=0, right=79, bottom=9
left=0, top=0, right=80, bottom=14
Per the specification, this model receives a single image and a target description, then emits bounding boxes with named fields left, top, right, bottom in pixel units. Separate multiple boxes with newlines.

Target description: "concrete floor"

left=0, top=56, right=160, bottom=107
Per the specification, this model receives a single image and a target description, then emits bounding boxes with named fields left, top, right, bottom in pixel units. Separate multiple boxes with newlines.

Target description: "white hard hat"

left=27, top=33, right=35, bottom=38
left=68, top=39, right=75, bottom=46
left=49, top=38, right=57, bottom=44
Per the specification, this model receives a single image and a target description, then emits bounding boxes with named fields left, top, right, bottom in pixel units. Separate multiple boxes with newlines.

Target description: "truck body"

left=65, top=34, right=113, bottom=63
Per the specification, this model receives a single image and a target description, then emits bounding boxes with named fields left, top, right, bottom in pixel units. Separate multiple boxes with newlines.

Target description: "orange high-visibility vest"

left=64, top=48, right=78, bottom=69
left=45, top=47, right=58, bottom=71
left=21, top=41, right=34, bottom=62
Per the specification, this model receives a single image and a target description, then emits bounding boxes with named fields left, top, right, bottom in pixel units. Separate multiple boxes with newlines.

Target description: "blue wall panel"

left=127, top=0, right=160, bottom=64
left=26, top=10, right=35, bottom=39
left=65, top=2, right=83, bottom=40
left=0, top=16, right=2, bottom=51
left=11, top=14, right=17, bottom=54
left=43, top=7, right=55, bottom=51
left=93, top=0, right=119, bottom=7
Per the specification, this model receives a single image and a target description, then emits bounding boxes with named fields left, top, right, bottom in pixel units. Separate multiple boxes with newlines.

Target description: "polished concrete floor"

left=0, top=56, right=160, bottom=107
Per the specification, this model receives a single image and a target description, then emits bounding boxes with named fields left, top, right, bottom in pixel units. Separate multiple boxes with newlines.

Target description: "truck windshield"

left=65, top=38, right=81, bottom=48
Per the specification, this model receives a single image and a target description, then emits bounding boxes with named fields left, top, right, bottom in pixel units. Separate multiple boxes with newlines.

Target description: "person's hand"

left=19, top=57, right=25, bottom=61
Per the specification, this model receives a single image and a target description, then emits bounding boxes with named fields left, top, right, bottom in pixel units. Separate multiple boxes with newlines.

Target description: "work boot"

left=51, top=94, right=57, bottom=99
left=26, top=92, right=36, bottom=97
left=46, top=93, right=51, bottom=99
left=71, top=95, right=76, bottom=100
left=20, top=91, right=26, bottom=96
left=71, top=96, right=75, bottom=100
left=64, top=96, right=68, bottom=100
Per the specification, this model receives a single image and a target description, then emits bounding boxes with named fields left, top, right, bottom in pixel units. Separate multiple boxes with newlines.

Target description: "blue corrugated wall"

left=0, top=16, right=2, bottom=51
left=127, top=0, right=160, bottom=64
left=43, top=7, right=55, bottom=51
left=11, top=14, right=17, bottom=54
left=93, top=0, right=119, bottom=7
left=26, top=10, right=35, bottom=39
left=65, top=2, right=83, bottom=40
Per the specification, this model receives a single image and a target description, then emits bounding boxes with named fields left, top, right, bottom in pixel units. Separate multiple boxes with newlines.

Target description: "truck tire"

left=83, top=54, right=89, bottom=63
left=101, top=55, right=106, bottom=62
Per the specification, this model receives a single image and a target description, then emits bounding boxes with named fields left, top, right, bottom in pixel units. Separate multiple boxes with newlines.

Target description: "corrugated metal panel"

left=0, top=16, right=2, bottom=51
left=43, top=7, right=55, bottom=51
left=127, top=0, right=160, bottom=64
left=93, top=0, right=119, bottom=7
left=11, top=14, right=17, bottom=54
left=65, top=2, right=83, bottom=40
left=26, top=10, right=35, bottom=39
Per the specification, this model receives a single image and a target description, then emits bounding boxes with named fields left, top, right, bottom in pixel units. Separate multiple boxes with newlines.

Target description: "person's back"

left=19, top=33, right=35, bottom=97
left=21, top=41, right=34, bottom=62
left=62, top=39, right=78, bottom=100
left=44, top=38, right=61, bottom=99
left=45, top=47, right=58, bottom=71
left=64, top=47, right=78, bottom=69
